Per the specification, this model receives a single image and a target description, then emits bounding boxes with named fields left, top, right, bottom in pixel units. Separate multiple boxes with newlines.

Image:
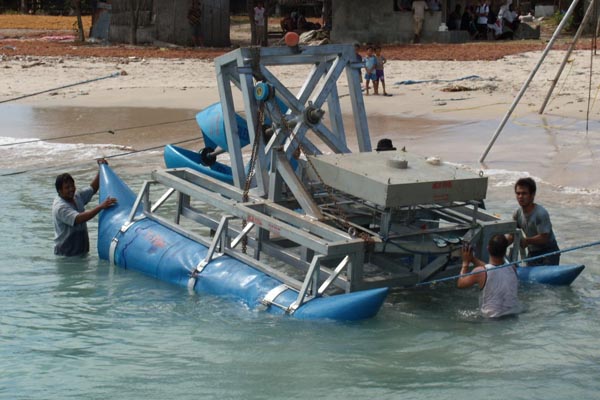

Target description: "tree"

left=128, top=0, right=143, bottom=45
left=73, top=0, right=85, bottom=42
left=322, top=0, right=332, bottom=30
left=20, top=0, right=27, bottom=14
left=247, top=0, right=257, bottom=45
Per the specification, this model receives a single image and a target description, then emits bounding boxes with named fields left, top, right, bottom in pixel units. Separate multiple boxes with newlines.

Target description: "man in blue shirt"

left=508, top=177, right=560, bottom=266
left=52, top=159, right=117, bottom=257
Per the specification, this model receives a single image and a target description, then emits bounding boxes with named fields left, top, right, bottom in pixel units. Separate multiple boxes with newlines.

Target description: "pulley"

left=254, top=82, right=271, bottom=101
left=303, top=101, right=325, bottom=125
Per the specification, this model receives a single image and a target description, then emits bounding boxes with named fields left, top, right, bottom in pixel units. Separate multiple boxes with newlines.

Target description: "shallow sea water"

left=1, top=105, right=599, bottom=399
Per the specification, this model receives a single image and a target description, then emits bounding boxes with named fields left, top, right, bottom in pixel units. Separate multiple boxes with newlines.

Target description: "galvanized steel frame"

left=214, top=44, right=371, bottom=199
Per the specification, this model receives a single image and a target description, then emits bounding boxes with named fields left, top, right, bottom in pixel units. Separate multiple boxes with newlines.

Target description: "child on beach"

left=374, top=46, right=390, bottom=96
left=363, top=46, right=377, bottom=95
left=354, top=43, right=364, bottom=89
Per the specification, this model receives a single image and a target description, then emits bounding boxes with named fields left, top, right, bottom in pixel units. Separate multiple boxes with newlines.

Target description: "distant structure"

left=331, top=0, right=545, bottom=44
left=107, top=0, right=230, bottom=47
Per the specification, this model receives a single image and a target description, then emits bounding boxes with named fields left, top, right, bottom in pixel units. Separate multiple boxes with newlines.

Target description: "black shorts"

left=527, top=244, right=560, bottom=266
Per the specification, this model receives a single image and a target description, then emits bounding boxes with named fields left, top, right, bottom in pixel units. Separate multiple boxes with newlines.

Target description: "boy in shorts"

left=374, top=46, right=390, bottom=96
left=363, top=46, right=377, bottom=95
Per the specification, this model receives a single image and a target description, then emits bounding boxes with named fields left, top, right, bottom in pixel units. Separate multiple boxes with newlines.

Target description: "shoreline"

left=1, top=50, right=597, bottom=119
left=1, top=49, right=599, bottom=195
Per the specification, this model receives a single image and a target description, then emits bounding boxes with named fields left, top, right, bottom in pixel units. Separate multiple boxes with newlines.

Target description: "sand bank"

left=1, top=49, right=599, bottom=193
left=1, top=50, right=597, bottom=118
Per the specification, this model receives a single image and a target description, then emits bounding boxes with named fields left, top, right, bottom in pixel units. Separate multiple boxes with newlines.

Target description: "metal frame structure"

left=130, top=44, right=520, bottom=298
left=213, top=45, right=369, bottom=200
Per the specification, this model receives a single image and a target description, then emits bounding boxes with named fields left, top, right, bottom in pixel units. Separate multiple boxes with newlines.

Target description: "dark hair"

left=366, top=45, right=374, bottom=50
left=375, top=138, right=396, bottom=151
left=55, top=173, right=74, bottom=193
left=375, top=45, right=381, bottom=50
left=514, top=177, right=536, bottom=195
left=488, top=234, right=509, bottom=258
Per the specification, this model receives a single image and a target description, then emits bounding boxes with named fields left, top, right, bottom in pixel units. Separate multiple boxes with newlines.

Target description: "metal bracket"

left=109, top=237, right=119, bottom=265
left=128, top=180, right=154, bottom=223
left=318, top=255, right=350, bottom=295
left=231, top=222, right=255, bottom=249
left=187, top=215, right=232, bottom=291
left=151, top=187, right=176, bottom=213
left=108, top=220, right=140, bottom=265
left=288, top=255, right=323, bottom=313
left=261, top=284, right=290, bottom=309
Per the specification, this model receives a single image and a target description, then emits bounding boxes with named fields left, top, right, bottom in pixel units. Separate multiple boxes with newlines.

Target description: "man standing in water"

left=458, top=235, right=520, bottom=318
left=509, top=177, right=560, bottom=266
left=52, top=159, right=117, bottom=257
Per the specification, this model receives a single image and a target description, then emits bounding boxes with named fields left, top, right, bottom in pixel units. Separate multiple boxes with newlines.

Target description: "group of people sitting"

left=280, top=11, right=323, bottom=34
left=447, top=0, right=521, bottom=40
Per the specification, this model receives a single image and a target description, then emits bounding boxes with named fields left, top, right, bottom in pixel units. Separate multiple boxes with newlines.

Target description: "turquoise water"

left=1, top=107, right=600, bottom=399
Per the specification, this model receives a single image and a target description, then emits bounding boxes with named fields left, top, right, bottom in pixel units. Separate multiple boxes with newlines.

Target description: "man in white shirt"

left=476, top=0, right=490, bottom=38
left=458, top=235, right=521, bottom=318
left=411, top=0, right=429, bottom=43
left=253, top=1, right=266, bottom=46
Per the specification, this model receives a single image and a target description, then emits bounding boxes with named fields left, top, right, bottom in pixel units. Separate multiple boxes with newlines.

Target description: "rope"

left=0, top=72, right=121, bottom=104
left=586, top=28, right=596, bottom=133
left=588, top=83, right=600, bottom=113
left=0, top=137, right=201, bottom=177
left=102, top=137, right=201, bottom=160
left=394, top=75, right=481, bottom=86
left=414, top=239, right=600, bottom=287
left=0, top=118, right=195, bottom=148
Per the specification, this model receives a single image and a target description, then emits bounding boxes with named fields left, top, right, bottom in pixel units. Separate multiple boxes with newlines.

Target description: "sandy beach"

left=1, top=48, right=599, bottom=193
left=2, top=50, right=597, bottom=117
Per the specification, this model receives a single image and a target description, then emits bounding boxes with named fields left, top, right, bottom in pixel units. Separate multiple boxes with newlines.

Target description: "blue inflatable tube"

left=163, top=144, right=298, bottom=185
left=516, top=264, right=585, bottom=286
left=196, top=101, right=289, bottom=152
left=196, top=103, right=250, bottom=152
left=163, top=144, right=234, bottom=184
left=97, top=164, right=388, bottom=321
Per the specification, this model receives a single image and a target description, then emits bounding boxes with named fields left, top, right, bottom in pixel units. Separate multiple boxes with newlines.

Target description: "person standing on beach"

left=374, top=46, right=390, bottom=96
left=52, top=159, right=117, bottom=257
left=188, top=0, right=203, bottom=47
left=253, top=1, right=267, bottom=46
left=475, top=0, right=490, bottom=39
left=354, top=43, right=364, bottom=89
left=508, top=177, right=560, bottom=266
left=458, top=235, right=520, bottom=318
left=411, top=0, right=429, bottom=43
left=363, top=46, right=377, bottom=95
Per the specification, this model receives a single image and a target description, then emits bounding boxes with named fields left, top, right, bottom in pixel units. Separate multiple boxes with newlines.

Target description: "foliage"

left=549, top=10, right=575, bottom=31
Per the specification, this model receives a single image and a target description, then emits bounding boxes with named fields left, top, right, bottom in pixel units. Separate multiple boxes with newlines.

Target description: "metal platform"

left=308, top=151, right=488, bottom=208
left=138, top=44, right=520, bottom=296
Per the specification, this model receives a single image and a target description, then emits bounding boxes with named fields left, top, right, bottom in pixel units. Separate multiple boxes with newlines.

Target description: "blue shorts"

left=376, top=69, right=384, bottom=81
left=364, top=72, right=377, bottom=81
